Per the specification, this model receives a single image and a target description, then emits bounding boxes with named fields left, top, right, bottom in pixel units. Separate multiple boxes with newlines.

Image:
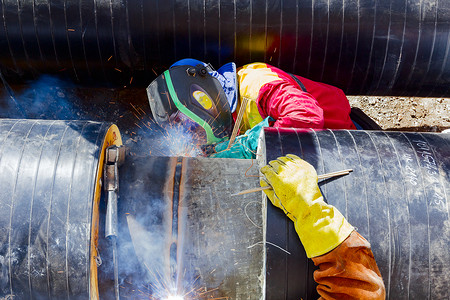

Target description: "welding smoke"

left=104, top=194, right=171, bottom=299
left=113, top=154, right=189, bottom=299
left=0, top=74, right=133, bottom=124
left=0, top=69, right=26, bottom=118
left=0, top=73, right=206, bottom=158
left=126, top=214, right=166, bottom=284
left=0, top=75, right=80, bottom=120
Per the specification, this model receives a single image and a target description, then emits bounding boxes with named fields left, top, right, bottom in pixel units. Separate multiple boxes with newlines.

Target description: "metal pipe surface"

left=260, top=128, right=450, bottom=299
left=0, top=0, right=449, bottom=96
left=0, top=119, right=121, bottom=298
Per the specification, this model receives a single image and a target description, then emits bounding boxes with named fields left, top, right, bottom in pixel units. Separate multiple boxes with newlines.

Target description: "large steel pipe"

left=0, top=119, right=122, bottom=299
left=259, top=128, right=450, bottom=299
left=115, top=156, right=264, bottom=299
left=0, top=0, right=449, bottom=96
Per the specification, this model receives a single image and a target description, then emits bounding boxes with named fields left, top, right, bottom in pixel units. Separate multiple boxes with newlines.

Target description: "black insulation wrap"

left=262, top=128, right=450, bottom=299
left=0, top=119, right=113, bottom=299
left=0, top=0, right=450, bottom=96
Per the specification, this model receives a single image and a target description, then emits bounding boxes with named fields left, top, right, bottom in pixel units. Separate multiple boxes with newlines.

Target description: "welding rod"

left=232, top=169, right=353, bottom=196
left=226, top=96, right=249, bottom=150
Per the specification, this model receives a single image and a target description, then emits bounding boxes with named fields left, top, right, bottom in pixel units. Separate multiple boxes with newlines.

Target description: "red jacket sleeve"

left=311, top=231, right=386, bottom=300
left=257, top=79, right=325, bottom=129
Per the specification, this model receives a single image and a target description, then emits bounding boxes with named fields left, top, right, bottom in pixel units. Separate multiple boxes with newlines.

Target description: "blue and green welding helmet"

left=147, top=63, right=233, bottom=144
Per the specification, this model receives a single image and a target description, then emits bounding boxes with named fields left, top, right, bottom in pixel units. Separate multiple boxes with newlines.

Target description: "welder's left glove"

left=210, top=117, right=270, bottom=159
left=260, top=154, right=354, bottom=258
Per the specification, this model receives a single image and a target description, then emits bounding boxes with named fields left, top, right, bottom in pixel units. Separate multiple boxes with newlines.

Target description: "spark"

left=244, top=157, right=261, bottom=177
left=130, top=103, right=141, bottom=114
left=133, top=112, right=141, bottom=120
left=124, top=262, right=223, bottom=299
left=138, top=107, right=146, bottom=114
left=196, top=287, right=219, bottom=296
left=127, top=102, right=205, bottom=157
left=164, top=295, right=184, bottom=300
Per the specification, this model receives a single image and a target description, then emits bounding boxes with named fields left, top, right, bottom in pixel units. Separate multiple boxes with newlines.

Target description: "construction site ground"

left=348, top=96, right=450, bottom=132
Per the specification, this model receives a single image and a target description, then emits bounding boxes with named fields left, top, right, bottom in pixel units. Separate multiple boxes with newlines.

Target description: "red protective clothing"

left=236, top=63, right=356, bottom=132
left=312, top=231, right=386, bottom=300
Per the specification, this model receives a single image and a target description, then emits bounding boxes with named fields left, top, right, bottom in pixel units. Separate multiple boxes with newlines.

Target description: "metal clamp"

left=103, top=144, right=126, bottom=300
left=104, top=145, right=125, bottom=238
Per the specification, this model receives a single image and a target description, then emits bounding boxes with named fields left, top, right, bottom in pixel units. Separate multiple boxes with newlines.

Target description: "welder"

left=147, top=59, right=356, bottom=158
left=147, top=61, right=386, bottom=299
left=260, top=154, right=386, bottom=299
left=147, top=59, right=235, bottom=146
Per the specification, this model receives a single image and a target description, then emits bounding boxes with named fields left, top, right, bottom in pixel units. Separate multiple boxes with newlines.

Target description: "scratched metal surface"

left=114, top=156, right=264, bottom=299
left=179, top=157, right=264, bottom=299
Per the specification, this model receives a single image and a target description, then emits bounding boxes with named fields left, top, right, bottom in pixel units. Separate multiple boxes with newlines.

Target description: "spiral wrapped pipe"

left=260, top=128, right=450, bottom=299
left=0, top=119, right=122, bottom=299
left=0, top=0, right=449, bottom=96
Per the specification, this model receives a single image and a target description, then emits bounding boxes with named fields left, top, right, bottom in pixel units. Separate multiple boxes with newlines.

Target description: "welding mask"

left=147, top=64, right=233, bottom=144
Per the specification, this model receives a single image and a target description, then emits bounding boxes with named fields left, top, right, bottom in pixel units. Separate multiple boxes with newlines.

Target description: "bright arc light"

left=165, top=295, right=184, bottom=300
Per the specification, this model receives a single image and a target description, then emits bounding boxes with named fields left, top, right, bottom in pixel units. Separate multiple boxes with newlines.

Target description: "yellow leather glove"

left=260, top=154, right=353, bottom=258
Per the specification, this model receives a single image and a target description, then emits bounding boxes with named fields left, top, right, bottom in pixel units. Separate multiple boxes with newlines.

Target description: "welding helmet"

left=147, top=63, right=233, bottom=144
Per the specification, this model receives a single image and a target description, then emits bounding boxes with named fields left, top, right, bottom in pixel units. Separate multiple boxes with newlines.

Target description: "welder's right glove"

left=260, top=154, right=354, bottom=258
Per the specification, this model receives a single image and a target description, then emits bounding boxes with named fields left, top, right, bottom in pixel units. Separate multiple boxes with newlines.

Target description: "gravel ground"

left=1, top=82, right=449, bottom=133
left=347, top=96, right=450, bottom=132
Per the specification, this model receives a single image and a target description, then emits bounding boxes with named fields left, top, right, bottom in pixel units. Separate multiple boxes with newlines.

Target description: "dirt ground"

left=347, top=96, right=450, bottom=132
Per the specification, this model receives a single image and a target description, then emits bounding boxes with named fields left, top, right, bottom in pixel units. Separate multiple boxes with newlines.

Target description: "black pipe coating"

left=262, top=128, right=450, bottom=299
left=0, top=119, right=115, bottom=299
left=0, top=0, right=449, bottom=96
